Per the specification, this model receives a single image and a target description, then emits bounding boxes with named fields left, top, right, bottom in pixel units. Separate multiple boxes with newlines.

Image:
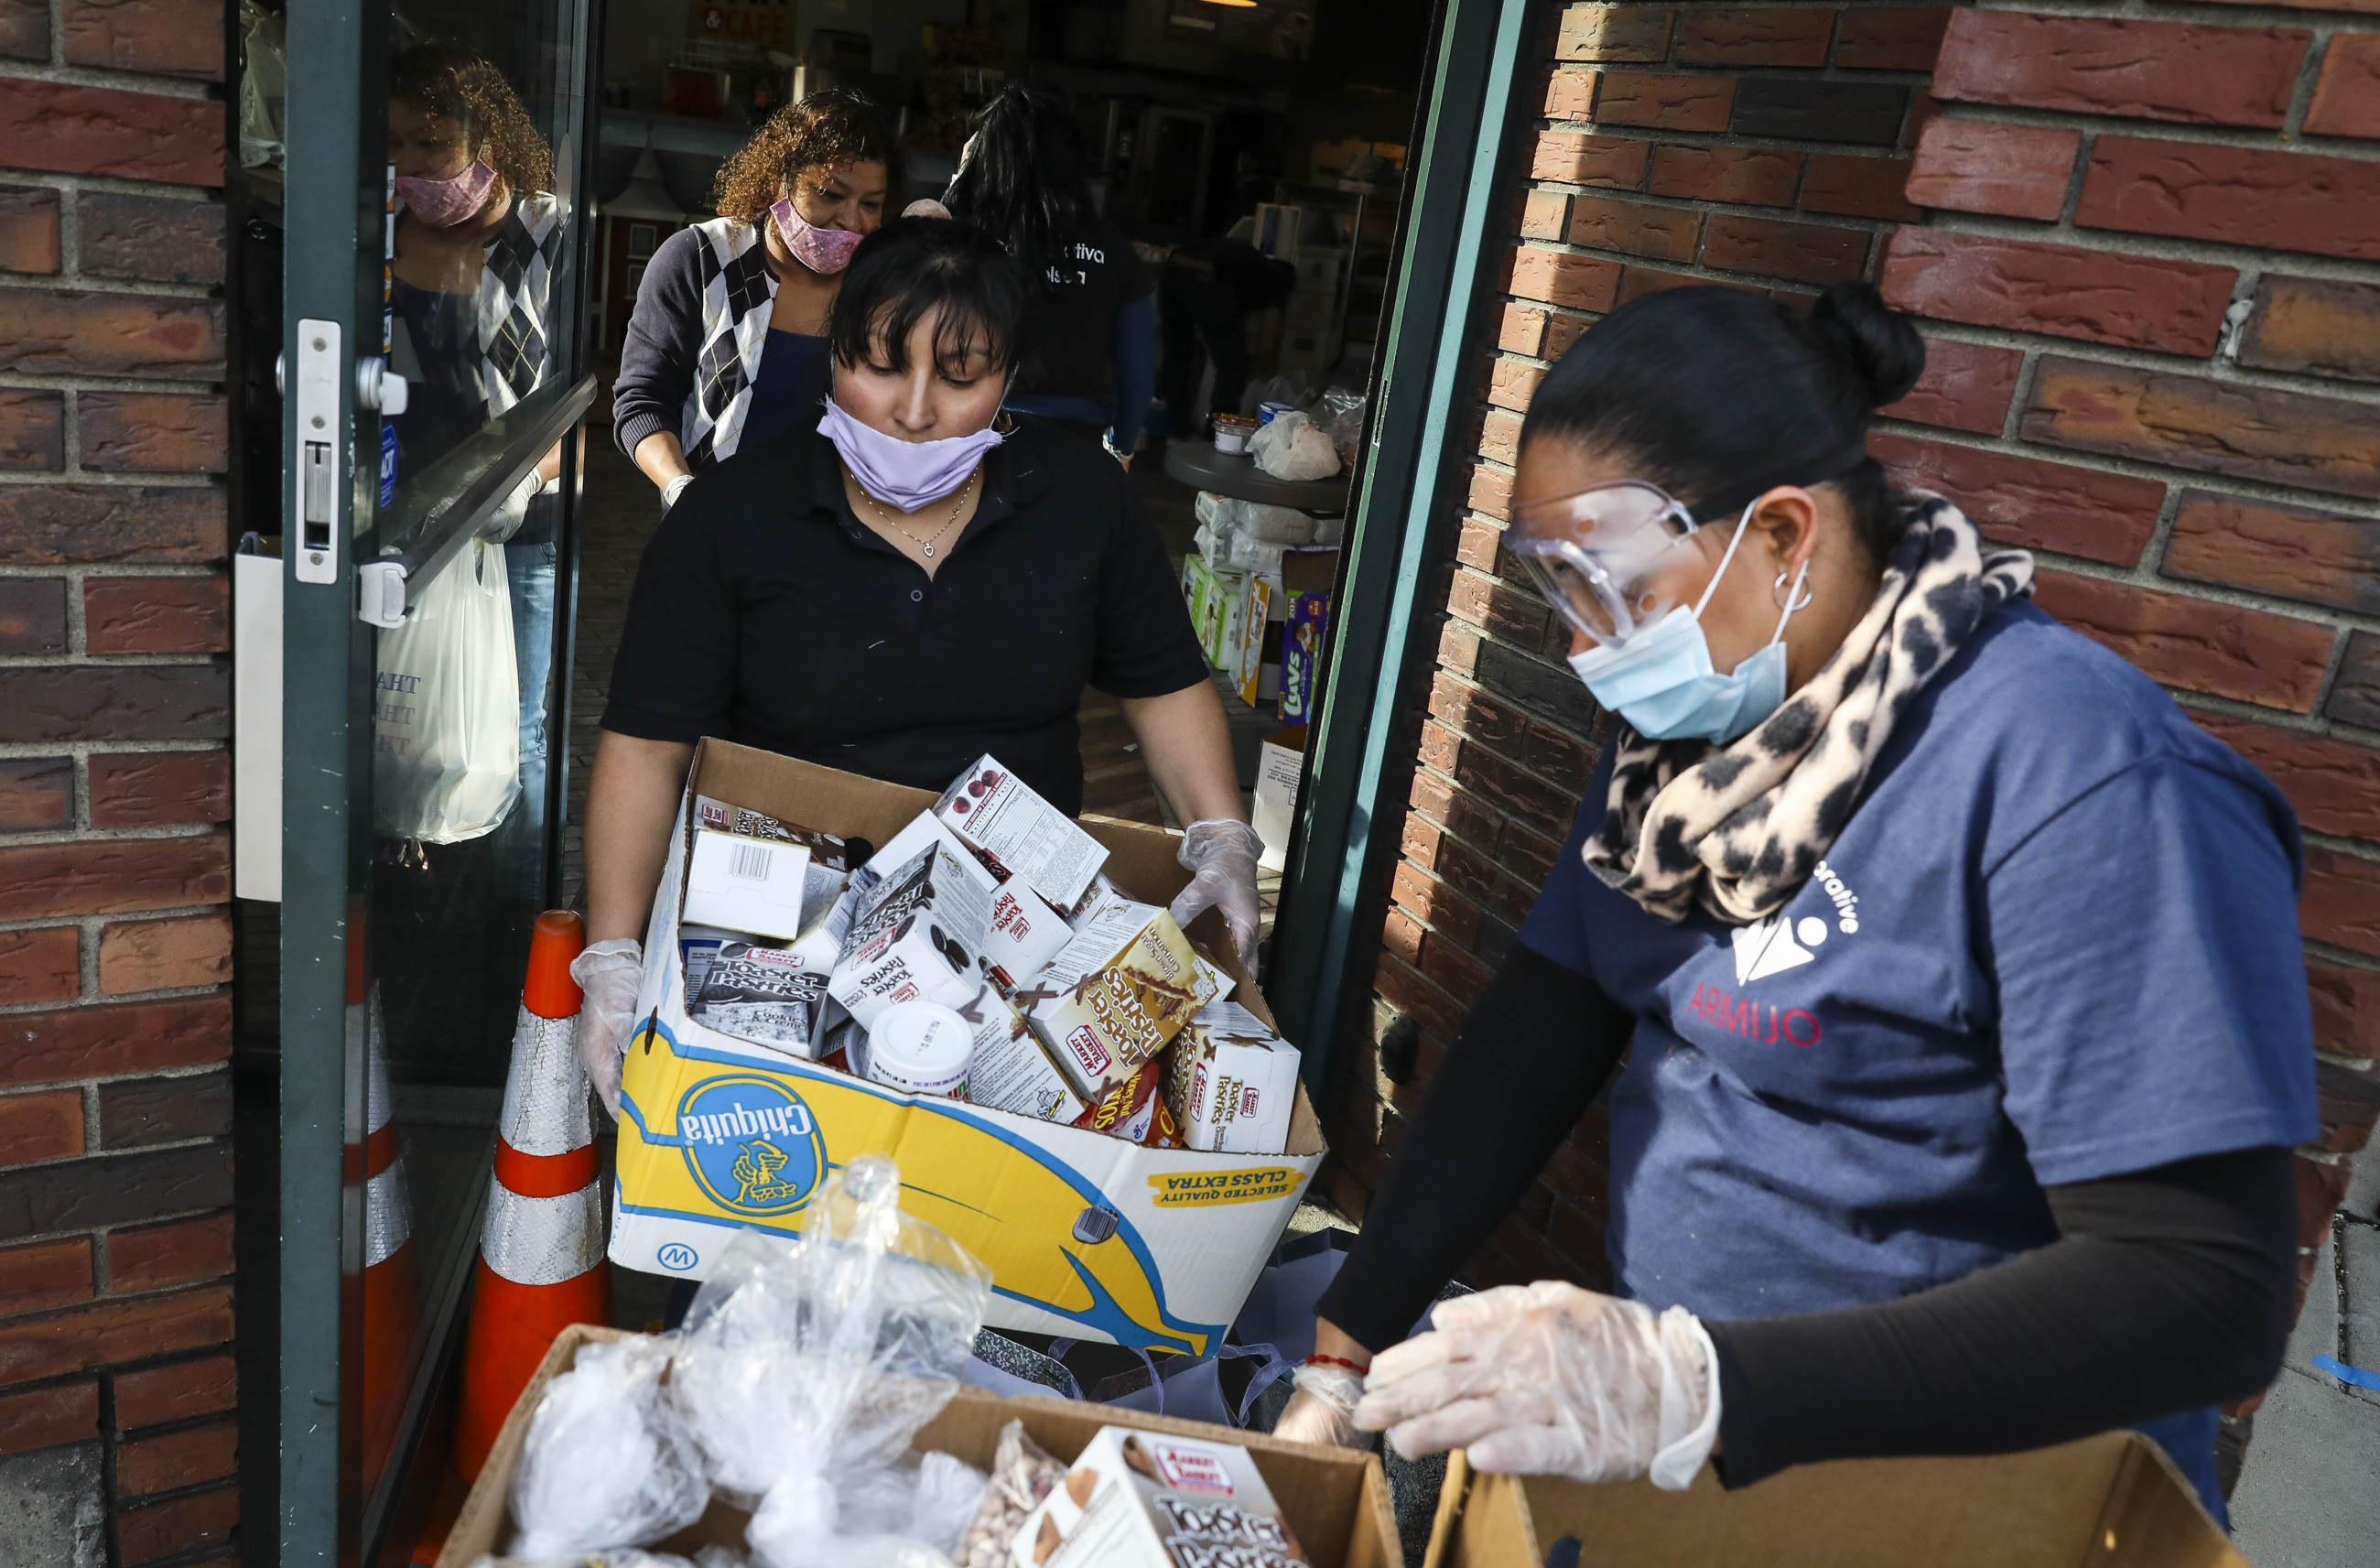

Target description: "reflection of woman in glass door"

left=386, top=44, right=565, bottom=867
left=611, top=89, right=896, bottom=507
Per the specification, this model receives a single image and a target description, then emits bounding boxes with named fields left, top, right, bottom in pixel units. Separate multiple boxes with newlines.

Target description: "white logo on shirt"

left=1812, top=858, right=1861, bottom=934
left=1733, top=914, right=1823, bottom=984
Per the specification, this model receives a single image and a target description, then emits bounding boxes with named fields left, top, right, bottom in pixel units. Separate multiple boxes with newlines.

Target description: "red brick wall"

left=1887, top=0, right=2380, bottom=1407
left=1327, top=0, right=2380, bottom=1323
left=0, top=2, right=240, bottom=1563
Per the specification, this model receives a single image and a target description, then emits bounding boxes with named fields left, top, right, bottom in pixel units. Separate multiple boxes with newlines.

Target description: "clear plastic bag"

left=506, top=1335, right=710, bottom=1559
left=1249, top=411, right=1342, bottom=481
left=666, top=1156, right=993, bottom=1568
left=949, top=1420, right=1065, bottom=1568
left=1317, top=386, right=1368, bottom=470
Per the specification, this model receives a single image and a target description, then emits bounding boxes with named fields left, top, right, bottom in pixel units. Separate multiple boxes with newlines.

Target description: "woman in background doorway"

left=1159, top=233, right=1295, bottom=438
left=944, top=84, right=1155, bottom=467
left=611, top=89, right=896, bottom=506
left=386, top=43, right=566, bottom=881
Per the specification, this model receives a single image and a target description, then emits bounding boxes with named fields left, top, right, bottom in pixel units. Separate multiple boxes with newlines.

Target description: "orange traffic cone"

left=452, top=910, right=611, bottom=1479
left=352, top=912, right=423, bottom=1497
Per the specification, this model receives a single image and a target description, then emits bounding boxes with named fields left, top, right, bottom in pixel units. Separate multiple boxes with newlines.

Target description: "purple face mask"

left=397, top=160, right=498, bottom=227
left=771, top=198, right=863, bottom=275
left=819, top=396, right=1006, bottom=513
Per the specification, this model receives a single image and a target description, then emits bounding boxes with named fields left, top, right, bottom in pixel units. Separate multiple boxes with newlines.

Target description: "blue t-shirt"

left=1520, top=598, right=2318, bottom=1320
left=738, top=329, right=831, bottom=451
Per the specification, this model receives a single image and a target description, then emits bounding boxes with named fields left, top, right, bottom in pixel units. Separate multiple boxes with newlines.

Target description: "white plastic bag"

left=1239, top=502, right=1315, bottom=545
left=373, top=537, right=521, bottom=843
left=666, top=1156, right=992, bottom=1568
left=1249, top=412, right=1341, bottom=481
left=507, top=1335, right=710, bottom=1559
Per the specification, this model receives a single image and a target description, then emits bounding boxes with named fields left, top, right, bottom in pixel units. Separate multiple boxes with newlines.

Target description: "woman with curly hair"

left=612, top=89, right=898, bottom=505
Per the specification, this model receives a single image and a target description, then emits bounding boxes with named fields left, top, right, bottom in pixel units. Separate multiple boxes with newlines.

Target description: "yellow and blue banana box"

left=610, top=741, right=1326, bottom=1355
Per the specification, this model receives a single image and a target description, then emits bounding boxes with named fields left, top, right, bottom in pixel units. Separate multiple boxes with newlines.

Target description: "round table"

left=1162, top=438, right=1350, bottom=514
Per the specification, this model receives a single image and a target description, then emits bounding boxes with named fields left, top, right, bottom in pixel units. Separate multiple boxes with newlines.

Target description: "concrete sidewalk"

left=2230, top=1152, right=2380, bottom=1564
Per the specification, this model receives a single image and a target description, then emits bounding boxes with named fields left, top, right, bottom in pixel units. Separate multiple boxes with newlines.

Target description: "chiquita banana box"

left=610, top=741, right=1327, bottom=1356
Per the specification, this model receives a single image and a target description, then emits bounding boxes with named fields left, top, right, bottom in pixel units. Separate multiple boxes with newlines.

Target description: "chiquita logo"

left=676, top=1075, right=826, bottom=1217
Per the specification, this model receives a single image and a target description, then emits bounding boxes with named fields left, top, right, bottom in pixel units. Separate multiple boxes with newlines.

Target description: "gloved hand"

left=1351, top=1281, right=1720, bottom=1490
left=1271, top=1363, right=1368, bottom=1449
left=568, top=937, right=644, bottom=1117
left=1169, top=818, right=1263, bottom=974
left=662, top=473, right=694, bottom=509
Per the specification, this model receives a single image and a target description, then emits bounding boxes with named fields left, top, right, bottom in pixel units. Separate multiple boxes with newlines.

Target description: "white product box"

left=827, top=841, right=993, bottom=1027
left=1250, top=729, right=1306, bottom=875
left=1012, top=1425, right=1305, bottom=1568
left=936, top=754, right=1110, bottom=910
left=695, top=794, right=849, bottom=923
left=682, top=828, right=812, bottom=941
left=984, top=882, right=1074, bottom=990
left=957, top=979, right=1086, bottom=1123
left=864, top=808, right=1001, bottom=899
left=1163, top=1000, right=1301, bottom=1156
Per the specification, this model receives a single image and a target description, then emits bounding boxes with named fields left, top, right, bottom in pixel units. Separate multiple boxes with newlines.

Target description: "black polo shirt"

left=602, top=420, right=1208, bottom=815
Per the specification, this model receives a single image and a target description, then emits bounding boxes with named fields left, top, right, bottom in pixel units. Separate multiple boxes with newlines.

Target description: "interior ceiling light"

left=1198, top=0, right=1261, bottom=7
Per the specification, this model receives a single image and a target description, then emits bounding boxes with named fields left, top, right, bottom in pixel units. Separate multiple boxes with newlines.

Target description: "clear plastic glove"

left=1169, top=818, right=1263, bottom=974
left=1351, top=1281, right=1720, bottom=1490
left=663, top=473, right=694, bottom=509
left=1271, top=1363, right=1368, bottom=1449
left=568, top=937, right=644, bottom=1117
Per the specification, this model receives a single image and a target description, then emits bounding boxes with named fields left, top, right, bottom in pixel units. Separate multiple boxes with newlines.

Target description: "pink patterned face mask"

left=396, top=159, right=498, bottom=227
left=771, top=197, right=864, bottom=275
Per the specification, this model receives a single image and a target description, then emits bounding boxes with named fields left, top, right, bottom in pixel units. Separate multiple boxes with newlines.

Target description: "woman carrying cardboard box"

left=573, top=218, right=1261, bottom=1117
left=1275, top=283, right=2310, bottom=1524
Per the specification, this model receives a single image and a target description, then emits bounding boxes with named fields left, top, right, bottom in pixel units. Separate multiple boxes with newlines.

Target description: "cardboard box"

left=612, top=741, right=1326, bottom=1353
left=937, top=754, right=1111, bottom=911
left=437, top=1325, right=1400, bottom=1568
left=1251, top=727, right=1306, bottom=875
left=1233, top=575, right=1275, bottom=708
left=1421, top=1439, right=2244, bottom=1568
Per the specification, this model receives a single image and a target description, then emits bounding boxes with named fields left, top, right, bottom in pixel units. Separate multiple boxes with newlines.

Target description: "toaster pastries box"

left=956, top=980, right=1086, bottom=1124
left=827, top=841, right=993, bottom=1027
left=689, top=941, right=832, bottom=1058
left=1073, top=1059, right=1183, bottom=1149
left=1163, top=1000, right=1301, bottom=1155
left=936, top=755, right=1110, bottom=911
left=694, top=795, right=850, bottom=921
left=1020, top=900, right=1215, bottom=1102
left=1012, top=1426, right=1307, bottom=1568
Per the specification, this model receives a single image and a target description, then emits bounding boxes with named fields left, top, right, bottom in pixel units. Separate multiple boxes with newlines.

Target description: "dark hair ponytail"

left=1519, top=282, right=1925, bottom=559
left=943, top=85, right=1101, bottom=297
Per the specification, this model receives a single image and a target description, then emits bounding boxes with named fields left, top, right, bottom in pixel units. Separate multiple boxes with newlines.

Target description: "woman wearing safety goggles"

left=1271, top=282, right=2312, bottom=1525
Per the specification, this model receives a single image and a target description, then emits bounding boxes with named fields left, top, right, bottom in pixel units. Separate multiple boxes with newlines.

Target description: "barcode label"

left=729, top=842, right=774, bottom=882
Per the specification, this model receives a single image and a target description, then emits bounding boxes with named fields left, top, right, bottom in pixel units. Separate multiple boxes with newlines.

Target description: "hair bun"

left=1812, top=283, right=1925, bottom=408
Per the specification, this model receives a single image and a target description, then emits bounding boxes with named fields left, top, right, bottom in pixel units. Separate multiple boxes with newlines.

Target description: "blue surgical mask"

left=1566, top=503, right=1808, bottom=744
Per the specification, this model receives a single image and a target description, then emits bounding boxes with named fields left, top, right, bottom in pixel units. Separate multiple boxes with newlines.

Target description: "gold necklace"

left=849, top=466, right=978, bottom=559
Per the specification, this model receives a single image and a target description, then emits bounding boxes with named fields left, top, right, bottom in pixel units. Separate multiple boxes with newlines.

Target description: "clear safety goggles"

left=1507, top=481, right=1739, bottom=649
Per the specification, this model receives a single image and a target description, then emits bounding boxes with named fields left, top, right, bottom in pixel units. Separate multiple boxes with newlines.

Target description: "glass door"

left=274, top=1, right=596, bottom=1562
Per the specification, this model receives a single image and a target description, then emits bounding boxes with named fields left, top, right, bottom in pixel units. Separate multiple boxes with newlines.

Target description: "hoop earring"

left=1774, top=570, right=1814, bottom=612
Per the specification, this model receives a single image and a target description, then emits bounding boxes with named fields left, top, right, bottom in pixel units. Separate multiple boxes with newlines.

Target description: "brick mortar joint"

left=0, top=976, right=229, bottom=1018
left=0, top=1126, right=226, bottom=1167
left=0, top=906, right=232, bottom=940
left=0, top=272, right=220, bottom=303
left=1910, top=210, right=2380, bottom=306
left=0, top=473, right=226, bottom=489
left=0, top=59, right=222, bottom=105
left=0, top=654, right=231, bottom=669
left=0, top=168, right=224, bottom=207
left=1920, top=96, right=2380, bottom=168
left=0, top=822, right=226, bottom=849
left=0, top=740, right=224, bottom=760
left=1995, top=534, right=2380, bottom=643
left=1522, top=179, right=1904, bottom=232
left=0, top=373, right=232, bottom=397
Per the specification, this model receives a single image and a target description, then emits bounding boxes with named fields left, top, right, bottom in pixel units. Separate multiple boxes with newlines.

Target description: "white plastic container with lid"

left=863, top=1000, right=973, bottom=1098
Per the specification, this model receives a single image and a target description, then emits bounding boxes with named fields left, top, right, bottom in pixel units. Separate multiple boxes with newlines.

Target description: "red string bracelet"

left=1304, top=1353, right=1369, bottom=1374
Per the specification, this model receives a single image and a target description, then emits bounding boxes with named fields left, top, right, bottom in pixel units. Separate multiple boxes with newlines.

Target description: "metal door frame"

left=275, top=3, right=599, bottom=1561
left=1267, top=0, right=1542, bottom=1086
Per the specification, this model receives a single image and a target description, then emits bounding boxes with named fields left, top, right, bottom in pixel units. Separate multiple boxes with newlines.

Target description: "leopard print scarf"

left=1584, top=495, right=2034, bottom=925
